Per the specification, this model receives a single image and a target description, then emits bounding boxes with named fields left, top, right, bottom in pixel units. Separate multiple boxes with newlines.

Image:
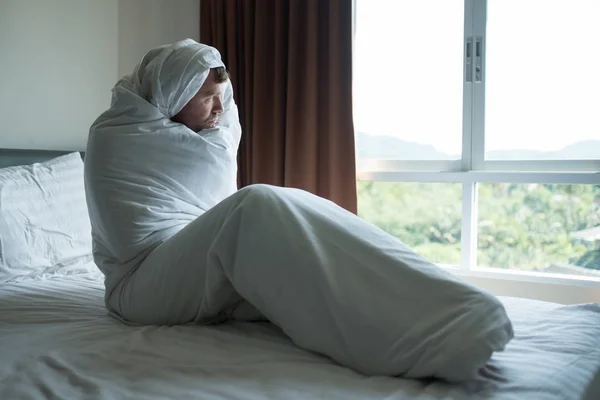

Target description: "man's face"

left=172, top=69, right=224, bottom=132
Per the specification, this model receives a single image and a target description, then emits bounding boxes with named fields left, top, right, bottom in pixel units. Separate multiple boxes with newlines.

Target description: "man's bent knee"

left=237, top=184, right=286, bottom=201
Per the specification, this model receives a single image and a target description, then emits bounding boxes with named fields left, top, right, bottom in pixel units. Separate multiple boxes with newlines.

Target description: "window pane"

left=353, top=0, right=464, bottom=160
left=485, top=0, right=600, bottom=160
left=357, top=181, right=462, bottom=264
left=477, top=183, right=600, bottom=276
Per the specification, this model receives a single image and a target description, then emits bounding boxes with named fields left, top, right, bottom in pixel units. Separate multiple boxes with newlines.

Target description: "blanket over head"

left=84, top=39, right=241, bottom=289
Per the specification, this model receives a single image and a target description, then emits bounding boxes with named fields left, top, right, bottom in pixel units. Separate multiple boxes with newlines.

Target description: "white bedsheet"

left=1, top=269, right=599, bottom=400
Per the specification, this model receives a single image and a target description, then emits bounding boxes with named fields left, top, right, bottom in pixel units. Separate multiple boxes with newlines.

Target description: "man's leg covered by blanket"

left=108, top=184, right=513, bottom=382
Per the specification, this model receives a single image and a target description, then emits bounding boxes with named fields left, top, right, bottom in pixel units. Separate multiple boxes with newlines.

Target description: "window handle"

left=474, top=36, right=483, bottom=83
left=465, top=37, right=473, bottom=83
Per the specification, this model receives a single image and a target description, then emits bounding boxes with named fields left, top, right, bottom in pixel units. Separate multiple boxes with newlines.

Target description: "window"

left=485, top=0, right=600, bottom=162
left=354, top=0, right=600, bottom=281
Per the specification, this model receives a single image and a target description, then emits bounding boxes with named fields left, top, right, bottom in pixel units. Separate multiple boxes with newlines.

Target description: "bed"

left=1, top=149, right=600, bottom=400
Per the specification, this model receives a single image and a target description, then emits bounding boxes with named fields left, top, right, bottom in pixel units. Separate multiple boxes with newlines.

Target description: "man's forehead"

left=199, top=79, right=223, bottom=95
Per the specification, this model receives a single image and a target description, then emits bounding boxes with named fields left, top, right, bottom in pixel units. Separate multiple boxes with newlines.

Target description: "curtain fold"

left=201, top=0, right=357, bottom=213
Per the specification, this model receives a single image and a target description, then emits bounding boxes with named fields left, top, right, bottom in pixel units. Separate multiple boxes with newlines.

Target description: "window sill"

left=440, top=265, right=600, bottom=288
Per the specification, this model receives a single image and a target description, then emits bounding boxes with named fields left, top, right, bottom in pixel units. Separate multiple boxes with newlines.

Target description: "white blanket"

left=84, top=39, right=513, bottom=382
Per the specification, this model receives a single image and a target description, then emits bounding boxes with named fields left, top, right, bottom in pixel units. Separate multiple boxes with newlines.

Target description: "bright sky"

left=353, top=0, right=600, bottom=157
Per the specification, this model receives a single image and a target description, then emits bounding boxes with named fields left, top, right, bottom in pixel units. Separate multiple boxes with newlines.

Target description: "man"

left=84, top=39, right=512, bottom=382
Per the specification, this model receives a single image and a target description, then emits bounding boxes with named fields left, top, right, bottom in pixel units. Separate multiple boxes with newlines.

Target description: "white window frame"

left=354, top=0, right=600, bottom=287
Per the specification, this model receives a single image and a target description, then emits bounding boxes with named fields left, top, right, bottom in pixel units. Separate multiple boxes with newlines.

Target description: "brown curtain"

left=201, top=0, right=357, bottom=213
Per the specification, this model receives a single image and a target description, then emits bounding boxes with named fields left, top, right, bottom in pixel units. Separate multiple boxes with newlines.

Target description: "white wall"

left=0, top=0, right=200, bottom=151
left=0, top=0, right=119, bottom=151
left=118, top=0, right=200, bottom=79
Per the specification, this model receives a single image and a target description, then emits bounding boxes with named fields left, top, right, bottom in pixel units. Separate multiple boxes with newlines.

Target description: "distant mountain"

left=487, top=140, right=600, bottom=160
left=355, top=132, right=453, bottom=160
left=356, top=132, right=600, bottom=161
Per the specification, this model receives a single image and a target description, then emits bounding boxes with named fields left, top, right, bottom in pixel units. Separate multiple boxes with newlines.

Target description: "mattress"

left=1, top=266, right=599, bottom=400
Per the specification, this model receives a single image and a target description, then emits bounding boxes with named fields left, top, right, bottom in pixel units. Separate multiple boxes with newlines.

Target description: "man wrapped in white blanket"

left=84, top=39, right=513, bottom=382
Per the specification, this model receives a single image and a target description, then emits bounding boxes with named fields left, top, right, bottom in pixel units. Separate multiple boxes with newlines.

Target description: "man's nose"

left=213, top=98, right=224, bottom=114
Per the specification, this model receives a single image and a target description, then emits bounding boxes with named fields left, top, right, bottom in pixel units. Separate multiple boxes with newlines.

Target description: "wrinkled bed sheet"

left=1, top=268, right=599, bottom=400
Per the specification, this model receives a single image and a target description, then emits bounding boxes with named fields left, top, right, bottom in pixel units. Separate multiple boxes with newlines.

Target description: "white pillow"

left=0, top=152, right=95, bottom=283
